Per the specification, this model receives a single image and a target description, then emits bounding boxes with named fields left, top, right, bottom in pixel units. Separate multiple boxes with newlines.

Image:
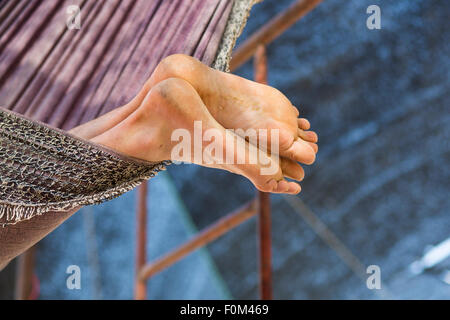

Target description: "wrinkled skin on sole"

left=70, top=54, right=319, bottom=194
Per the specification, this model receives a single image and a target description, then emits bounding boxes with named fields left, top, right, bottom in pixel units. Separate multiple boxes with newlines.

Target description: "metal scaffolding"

left=133, top=0, right=323, bottom=300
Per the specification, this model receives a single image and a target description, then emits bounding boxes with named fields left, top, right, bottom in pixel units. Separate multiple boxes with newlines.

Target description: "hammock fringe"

left=0, top=161, right=168, bottom=226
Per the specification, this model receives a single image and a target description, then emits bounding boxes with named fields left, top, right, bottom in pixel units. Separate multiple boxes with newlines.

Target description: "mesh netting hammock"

left=0, top=0, right=257, bottom=226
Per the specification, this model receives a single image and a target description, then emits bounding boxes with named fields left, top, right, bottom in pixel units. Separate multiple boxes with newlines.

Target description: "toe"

left=297, top=118, right=310, bottom=130
left=276, top=180, right=291, bottom=193
left=257, top=178, right=278, bottom=193
left=308, top=142, right=318, bottom=153
left=280, top=158, right=305, bottom=181
left=298, top=129, right=318, bottom=143
left=287, top=182, right=301, bottom=194
left=283, top=138, right=316, bottom=165
left=272, top=180, right=301, bottom=194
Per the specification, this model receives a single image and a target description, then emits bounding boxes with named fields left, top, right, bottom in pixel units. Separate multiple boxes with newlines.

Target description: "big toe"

left=283, top=138, right=316, bottom=165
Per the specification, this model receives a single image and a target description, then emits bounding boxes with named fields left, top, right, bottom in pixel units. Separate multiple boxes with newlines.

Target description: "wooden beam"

left=138, top=200, right=258, bottom=281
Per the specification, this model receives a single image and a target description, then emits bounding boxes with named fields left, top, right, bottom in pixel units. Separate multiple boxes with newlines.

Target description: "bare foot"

left=145, top=54, right=318, bottom=166
left=90, top=78, right=301, bottom=194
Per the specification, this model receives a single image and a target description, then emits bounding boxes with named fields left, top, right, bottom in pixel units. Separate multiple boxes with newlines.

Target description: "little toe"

left=276, top=180, right=291, bottom=193
left=260, top=178, right=278, bottom=193
left=272, top=180, right=301, bottom=194
left=287, top=182, right=301, bottom=194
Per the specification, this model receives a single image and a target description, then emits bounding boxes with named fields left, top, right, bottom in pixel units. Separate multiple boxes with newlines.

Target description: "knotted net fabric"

left=0, top=0, right=258, bottom=225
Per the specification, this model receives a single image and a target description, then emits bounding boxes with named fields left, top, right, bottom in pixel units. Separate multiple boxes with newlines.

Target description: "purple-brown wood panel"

left=0, top=0, right=232, bottom=130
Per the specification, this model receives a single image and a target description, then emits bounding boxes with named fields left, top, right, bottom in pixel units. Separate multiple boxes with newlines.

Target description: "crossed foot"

left=69, top=54, right=318, bottom=194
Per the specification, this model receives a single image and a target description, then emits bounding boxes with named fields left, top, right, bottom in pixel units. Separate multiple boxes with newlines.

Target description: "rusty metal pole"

left=230, top=0, right=323, bottom=71
left=257, top=192, right=272, bottom=299
left=14, top=246, right=36, bottom=300
left=135, top=181, right=148, bottom=300
left=254, top=45, right=273, bottom=300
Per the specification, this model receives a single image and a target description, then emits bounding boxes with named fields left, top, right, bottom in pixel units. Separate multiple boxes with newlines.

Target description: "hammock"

left=0, top=0, right=257, bottom=225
